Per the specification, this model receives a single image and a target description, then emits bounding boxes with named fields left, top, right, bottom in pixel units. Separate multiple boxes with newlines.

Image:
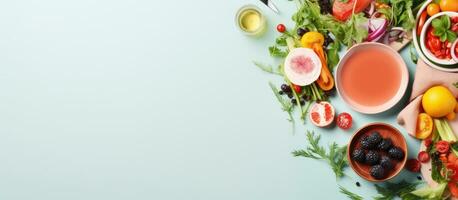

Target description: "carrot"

left=312, top=44, right=334, bottom=91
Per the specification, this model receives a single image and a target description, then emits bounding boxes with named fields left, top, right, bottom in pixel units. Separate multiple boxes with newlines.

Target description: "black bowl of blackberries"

left=347, top=123, right=407, bottom=182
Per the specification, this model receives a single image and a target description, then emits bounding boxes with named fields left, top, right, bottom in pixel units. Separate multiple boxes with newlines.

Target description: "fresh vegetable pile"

left=256, top=0, right=425, bottom=126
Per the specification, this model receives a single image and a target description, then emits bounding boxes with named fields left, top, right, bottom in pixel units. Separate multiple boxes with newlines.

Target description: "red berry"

left=406, top=159, right=421, bottom=172
left=336, top=112, right=352, bottom=130
left=436, top=141, right=450, bottom=154
left=424, top=138, right=433, bottom=148
left=292, top=84, right=302, bottom=93
left=418, top=151, right=430, bottom=163
left=276, top=24, right=286, bottom=33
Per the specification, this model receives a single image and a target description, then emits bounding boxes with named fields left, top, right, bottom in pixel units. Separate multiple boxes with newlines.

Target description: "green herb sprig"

left=339, top=186, right=363, bottom=200
left=292, top=131, right=347, bottom=178
left=374, top=181, right=421, bottom=200
left=432, top=15, right=457, bottom=42
left=269, top=82, right=295, bottom=126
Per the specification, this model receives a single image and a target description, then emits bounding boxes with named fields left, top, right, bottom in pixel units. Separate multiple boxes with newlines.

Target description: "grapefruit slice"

left=309, top=101, right=335, bottom=127
left=284, top=48, right=322, bottom=86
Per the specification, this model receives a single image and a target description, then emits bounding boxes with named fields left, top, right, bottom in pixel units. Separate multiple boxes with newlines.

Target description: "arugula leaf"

left=339, top=186, right=363, bottom=200
left=269, top=82, right=294, bottom=124
left=453, top=82, right=458, bottom=88
left=253, top=61, right=282, bottom=76
left=292, top=131, right=348, bottom=178
left=374, top=181, right=421, bottom=200
left=268, top=46, right=288, bottom=58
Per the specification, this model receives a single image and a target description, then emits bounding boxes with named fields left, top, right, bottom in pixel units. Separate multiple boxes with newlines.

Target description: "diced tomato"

left=332, top=0, right=372, bottom=21
left=448, top=163, right=458, bottom=182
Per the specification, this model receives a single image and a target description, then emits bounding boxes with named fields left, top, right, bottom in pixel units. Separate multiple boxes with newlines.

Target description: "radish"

left=284, top=48, right=322, bottom=86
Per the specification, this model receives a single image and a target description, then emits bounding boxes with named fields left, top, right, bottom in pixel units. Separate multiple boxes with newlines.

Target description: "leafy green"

left=342, top=13, right=368, bottom=47
left=269, top=82, right=294, bottom=125
left=253, top=61, right=283, bottom=76
left=411, top=182, right=447, bottom=200
left=292, top=131, right=347, bottom=178
left=339, top=186, right=363, bottom=200
left=431, top=155, right=447, bottom=183
left=374, top=180, right=421, bottom=200
left=380, top=0, right=418, bottom=31
left=268, top=46, right=288, bottom=58
left=326, top=42, right=340, bottom=70
left=432, top=15, right=457, bottom=42
left=454, top=82, right=458, bottom=88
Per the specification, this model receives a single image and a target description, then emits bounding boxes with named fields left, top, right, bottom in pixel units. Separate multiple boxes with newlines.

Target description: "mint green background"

left=0, top=0, right=421, bottom=199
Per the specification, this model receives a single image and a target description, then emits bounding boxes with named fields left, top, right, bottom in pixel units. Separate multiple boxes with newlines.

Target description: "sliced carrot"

left=312, top=44, right=334, bottom=91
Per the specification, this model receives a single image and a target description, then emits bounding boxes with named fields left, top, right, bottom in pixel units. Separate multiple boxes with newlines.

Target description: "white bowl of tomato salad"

left=419, top=12, right=458, bottom=66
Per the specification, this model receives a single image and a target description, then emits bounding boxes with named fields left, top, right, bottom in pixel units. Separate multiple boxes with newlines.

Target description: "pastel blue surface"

left=0, top=0, right=421, bottom=199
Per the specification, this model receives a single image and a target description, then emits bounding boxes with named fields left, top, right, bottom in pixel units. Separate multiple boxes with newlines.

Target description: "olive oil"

left=236, top=5, right=266, bottom=36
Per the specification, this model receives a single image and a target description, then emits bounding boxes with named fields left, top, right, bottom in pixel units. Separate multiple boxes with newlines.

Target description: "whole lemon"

left=422, top=86, right=457, bottom=118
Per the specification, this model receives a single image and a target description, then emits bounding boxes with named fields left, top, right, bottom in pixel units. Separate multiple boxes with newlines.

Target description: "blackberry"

left=367, top=131, right=383, bottom=146
left=370, top=165, right=386, bottom=180
left=352, top=148, right=366, bottom=163
left=377, top=138, right=393, bottom=151
left=365, top=150, right=380, bottom=165
left=360, top=136, right=375, bottom=150
left=297, top=28, right=307, bottom=37
left=280, top=84, right=291, bottom=93
left=388, top=147, right=405, bottom=160
left=380, top=156, right=394, bottom=170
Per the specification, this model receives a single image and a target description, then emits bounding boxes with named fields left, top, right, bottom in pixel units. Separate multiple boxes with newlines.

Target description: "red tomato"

left=424, top=138, right=433, bottom=148
left=336, top=112, right=352, bottom=129
left=448, top=164, right=458, bottom=182
left=332, top=0, right=372, bottom=21
left=418, top=151, right=430, bottom=163
left=292, top=84, right=302, bottom=93
left=417, top=11, right=428, bottom=35
left=436, top=141, right=450, bottom=154
left=406, top=159, right=421, bottom=172
left=429, top=36, right=442, bottom=51
left=449, top=182, right=458, bottom=197
left=276, top=24, right=286, bottom=33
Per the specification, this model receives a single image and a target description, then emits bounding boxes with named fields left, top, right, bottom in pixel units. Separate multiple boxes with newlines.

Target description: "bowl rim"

left=335, top=42, right=409, bottom=114
left=451, top=39, right=458, bottom=62
left=419, top=12, right=458, bottom=66
left=346, top=122, right=408, bottom=182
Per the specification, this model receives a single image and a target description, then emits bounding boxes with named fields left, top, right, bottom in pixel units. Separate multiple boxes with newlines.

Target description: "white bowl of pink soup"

left=335, top=42, right=409, bottom=114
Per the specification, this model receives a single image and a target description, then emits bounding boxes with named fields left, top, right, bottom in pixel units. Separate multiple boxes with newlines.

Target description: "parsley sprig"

left=292, top=131, right=348, bottom=178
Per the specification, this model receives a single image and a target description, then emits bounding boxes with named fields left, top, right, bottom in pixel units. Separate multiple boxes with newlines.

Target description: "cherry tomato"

left=449, top=182, right=458, bottom=197
left=336, top=112, right=352, bottom=129
left=427, top=3, right=441, bottom=16
left=440, top=0, right=458, bottom=12
left=406, top=159, right=421, bottom=172
left=424, top=138, right=433, bottom=148
left=418, top=151, right=431, bottom=163
left=292, top=84, right=302, bottom=93
left=436, top=140, right=450, bottom=154
left=417, top=11, right=428, bottom=35
left=276, top=24, right=286, bottom=33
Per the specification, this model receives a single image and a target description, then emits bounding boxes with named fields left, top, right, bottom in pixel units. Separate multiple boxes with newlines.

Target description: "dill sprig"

left=292, top=131, right=348, bottom=178
left=253, top=61, right=283, bottom=76
left=339, top=186, right=363, bottom=200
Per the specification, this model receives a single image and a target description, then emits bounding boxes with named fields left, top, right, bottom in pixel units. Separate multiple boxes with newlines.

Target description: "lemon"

left=422, top=86, right=457, bottom=118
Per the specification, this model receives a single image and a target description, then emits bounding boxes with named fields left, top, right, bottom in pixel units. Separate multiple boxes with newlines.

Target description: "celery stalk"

left=434, top=119, right=457, bottom=143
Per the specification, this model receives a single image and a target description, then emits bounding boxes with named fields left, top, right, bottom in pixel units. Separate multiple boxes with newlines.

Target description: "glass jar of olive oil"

left=235, top=5, right=266, bottom=37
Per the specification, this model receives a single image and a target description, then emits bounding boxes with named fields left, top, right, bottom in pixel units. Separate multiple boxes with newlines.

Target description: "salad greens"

left=377, top=0, right=418, bottom=30
left=432, top=15, right=457, bottom=42
left=292, top=131, right=348, bottom=178
left=374, top=181, right=421, bottom=200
